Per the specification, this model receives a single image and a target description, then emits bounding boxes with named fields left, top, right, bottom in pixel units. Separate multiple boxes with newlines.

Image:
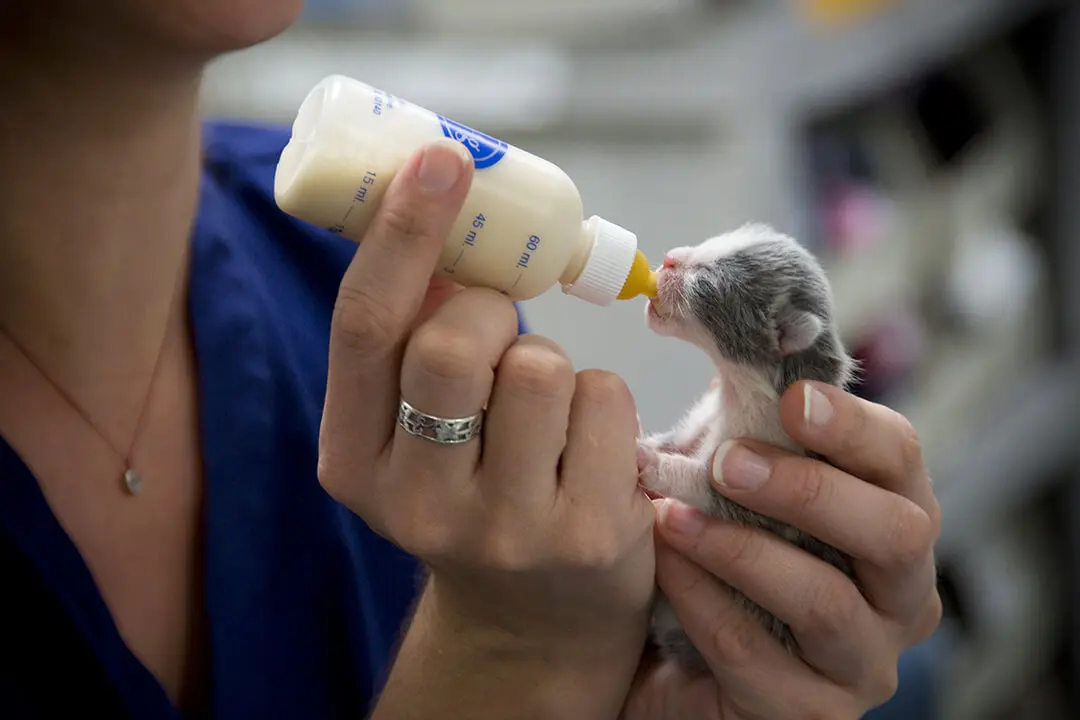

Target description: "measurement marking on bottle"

left=372, top=90, right=397, bottom=115
left=466, top=213, right=486, bottom=247
left=330, top=170, right=379, bottom=235
left=516, top=234, right=541, bottom=269
left=445, top=248, right=466, bottom=273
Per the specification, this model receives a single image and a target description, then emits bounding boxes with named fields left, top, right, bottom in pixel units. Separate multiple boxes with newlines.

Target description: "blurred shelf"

left=402, top=0, right=705, bottom=39
left=939, top=507, right=1067, bottom=720
left=822, top=224, right=926, bottom=344
left=201, top=0, right=1052, bottom=131
left=931, top=358, right=1080, bottom=558
left=865, top=233, right=1062, bottom=559
left=567, top=0, right=1053, bottom=122
left=761, top=0, right=1054, bottom=116
left=202, top=32, right=575, bottom=130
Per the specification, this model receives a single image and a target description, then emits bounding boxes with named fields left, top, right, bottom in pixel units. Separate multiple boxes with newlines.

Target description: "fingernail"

left=657, top=498, right=706, bottom=536
left=417, top=139, right=470, bottom=194
left=712, top=440, right=771, bottom=491
left=803, top=383, right=833, bottom=427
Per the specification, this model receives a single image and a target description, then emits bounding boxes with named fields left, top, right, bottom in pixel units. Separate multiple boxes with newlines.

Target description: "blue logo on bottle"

left=437, top=115, right=508, bottom=170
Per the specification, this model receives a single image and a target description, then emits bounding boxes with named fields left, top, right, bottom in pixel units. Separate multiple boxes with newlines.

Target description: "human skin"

left=322, top=143, right=942, bottom=720
left=0, top=3, right=942, bottom=717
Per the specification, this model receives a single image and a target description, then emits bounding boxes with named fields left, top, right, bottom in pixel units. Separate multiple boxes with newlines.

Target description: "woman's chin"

left=136, top=0, right=304, bottom=57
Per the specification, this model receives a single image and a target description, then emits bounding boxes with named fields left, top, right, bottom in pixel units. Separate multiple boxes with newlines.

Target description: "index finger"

left=321, top=139, right=474, bottom=481
left=779, top=381, right=938, bottom=522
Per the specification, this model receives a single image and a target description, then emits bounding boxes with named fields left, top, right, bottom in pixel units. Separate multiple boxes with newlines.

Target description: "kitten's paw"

left=636, top=441, right=661, bottom=488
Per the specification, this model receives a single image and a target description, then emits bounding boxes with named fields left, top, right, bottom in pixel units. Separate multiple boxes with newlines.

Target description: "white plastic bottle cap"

left=564, top=216, right=638, bottom=306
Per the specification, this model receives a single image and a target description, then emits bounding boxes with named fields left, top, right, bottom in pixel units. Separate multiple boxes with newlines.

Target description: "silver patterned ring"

left=397, top=397, right=484, bottom=445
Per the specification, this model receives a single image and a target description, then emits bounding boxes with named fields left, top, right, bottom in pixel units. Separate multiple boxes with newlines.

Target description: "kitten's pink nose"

left=663, top=255, right=678, bottom=269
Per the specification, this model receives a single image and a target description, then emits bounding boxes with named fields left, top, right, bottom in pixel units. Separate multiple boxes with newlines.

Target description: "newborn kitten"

left=637, top=223, right=857, bottom=672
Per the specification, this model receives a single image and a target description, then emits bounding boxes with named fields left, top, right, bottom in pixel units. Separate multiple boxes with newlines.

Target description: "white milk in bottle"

left=274, top=75, right=657, bottom=305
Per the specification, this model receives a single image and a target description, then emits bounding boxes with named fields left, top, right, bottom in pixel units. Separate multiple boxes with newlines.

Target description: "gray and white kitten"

left=637, top=223, right=857, bottom=672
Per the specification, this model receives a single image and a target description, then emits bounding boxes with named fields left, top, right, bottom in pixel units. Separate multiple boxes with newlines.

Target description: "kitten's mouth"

left=647, top=271, right=682, bottom=320
left=648, top=271, right=671, bottom=316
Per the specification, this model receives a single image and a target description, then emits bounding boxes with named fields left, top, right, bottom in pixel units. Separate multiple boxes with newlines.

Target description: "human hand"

left=316, top=140, right=657, bottom=715
left=622, top=381, right=941, bottom=719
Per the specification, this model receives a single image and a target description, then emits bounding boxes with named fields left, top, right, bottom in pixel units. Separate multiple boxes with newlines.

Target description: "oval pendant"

left=123, top=468, right=143, bottom=496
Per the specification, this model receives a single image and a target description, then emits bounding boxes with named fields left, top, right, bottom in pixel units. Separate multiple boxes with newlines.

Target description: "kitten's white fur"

left=637, top=223, right=853, bottom=670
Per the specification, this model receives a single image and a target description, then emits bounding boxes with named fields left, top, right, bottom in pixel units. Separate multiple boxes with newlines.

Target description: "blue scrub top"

left=0, top=121, right=526, bottom=718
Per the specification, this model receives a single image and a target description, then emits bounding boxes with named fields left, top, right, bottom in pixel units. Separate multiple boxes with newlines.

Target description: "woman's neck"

left=0, top=31, right=206, bottom=432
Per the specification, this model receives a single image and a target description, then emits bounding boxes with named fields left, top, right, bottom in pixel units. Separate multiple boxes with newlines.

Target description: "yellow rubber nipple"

left=617, top=250, right=659, bottom=300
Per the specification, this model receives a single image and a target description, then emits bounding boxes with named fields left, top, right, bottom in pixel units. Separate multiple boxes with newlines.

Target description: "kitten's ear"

left=777, top=305, right=824, bottom=355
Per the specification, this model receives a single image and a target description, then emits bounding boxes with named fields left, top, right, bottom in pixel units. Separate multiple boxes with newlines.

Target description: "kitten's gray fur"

left=638, top=223, right=858, bottom=673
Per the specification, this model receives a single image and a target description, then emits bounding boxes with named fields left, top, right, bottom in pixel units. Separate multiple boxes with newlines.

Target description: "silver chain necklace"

left=0, top=284, right=181, bottom=497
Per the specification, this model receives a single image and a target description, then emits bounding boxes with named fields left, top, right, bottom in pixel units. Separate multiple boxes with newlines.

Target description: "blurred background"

left=201, top=1, right=1080, bottom=717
